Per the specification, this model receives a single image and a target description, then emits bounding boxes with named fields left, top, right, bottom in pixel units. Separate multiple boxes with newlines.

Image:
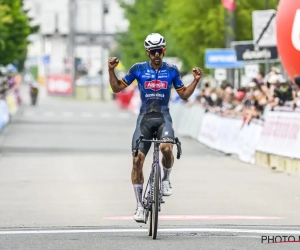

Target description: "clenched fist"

left=192, top=67, right=203, bottom=82
left=108, top=57, right=119, bottom=70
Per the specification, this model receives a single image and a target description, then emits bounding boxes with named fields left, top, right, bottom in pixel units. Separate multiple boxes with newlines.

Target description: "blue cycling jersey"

left=122, top=61, right=185, bottom=114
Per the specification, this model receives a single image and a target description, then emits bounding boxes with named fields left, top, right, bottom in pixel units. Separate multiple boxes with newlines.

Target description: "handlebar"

left=134, top=135, right=182, bottom=159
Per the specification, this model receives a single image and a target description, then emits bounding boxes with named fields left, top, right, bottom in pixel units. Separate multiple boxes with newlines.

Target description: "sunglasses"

left=148, top=48, right=165, bottom=55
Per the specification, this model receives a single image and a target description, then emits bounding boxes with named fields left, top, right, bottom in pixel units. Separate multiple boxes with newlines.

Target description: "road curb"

left=256, top=151, right=300, bottom=177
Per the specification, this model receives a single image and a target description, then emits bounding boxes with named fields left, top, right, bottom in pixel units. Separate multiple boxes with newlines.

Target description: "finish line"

left=0, top=227, right=300, bottom=235
left=104, top=215, right=284, bottom=221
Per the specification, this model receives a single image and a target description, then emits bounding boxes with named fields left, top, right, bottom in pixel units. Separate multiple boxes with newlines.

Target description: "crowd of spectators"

left=0, top=68, right=21, bottom=104
left=176, top=67, right=300, bottom=124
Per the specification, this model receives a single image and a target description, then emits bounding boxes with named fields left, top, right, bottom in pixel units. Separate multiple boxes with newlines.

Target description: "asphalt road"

left=0, top=86, right=300, bottom=249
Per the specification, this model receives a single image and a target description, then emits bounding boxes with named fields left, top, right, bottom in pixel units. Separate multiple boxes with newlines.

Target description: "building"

left=24, top=0, right=129, bottom=80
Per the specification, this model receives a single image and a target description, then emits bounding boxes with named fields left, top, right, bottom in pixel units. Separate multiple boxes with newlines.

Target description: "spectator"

left=199, top=81, right=214, bottom=107
left=220, top=85, right=234, bottom=115
left=251, top=86, right=268, bottom=117
left=175, top=70, right=300, bottom=124
left=255, top=71, right=265, bottom=85
left=232, top=90, right=246, bottom=114
left=268, top=74, right=295, bottom=109
left=220, top=80, right=232, bottom=90
left=294, top=76, right=300, bottom=107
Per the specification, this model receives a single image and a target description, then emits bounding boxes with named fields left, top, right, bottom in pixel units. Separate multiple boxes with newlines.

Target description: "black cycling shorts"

left=132, top=112, right=175, bottom=156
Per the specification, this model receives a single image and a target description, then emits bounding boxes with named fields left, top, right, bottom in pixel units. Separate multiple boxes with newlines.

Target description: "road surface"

left=0, top=87, right=300, bottom=249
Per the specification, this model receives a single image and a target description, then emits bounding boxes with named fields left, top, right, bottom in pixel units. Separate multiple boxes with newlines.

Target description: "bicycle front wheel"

left=148, top=210, right=152, bottom=236
left=151, top=164, right=160, bottom=239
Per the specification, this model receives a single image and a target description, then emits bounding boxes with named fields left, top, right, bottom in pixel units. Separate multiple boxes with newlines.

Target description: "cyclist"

left=108, top=33, right=203, bottom=222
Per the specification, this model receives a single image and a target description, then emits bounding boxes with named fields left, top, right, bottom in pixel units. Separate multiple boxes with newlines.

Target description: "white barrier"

left=237, top=119, right=263, bottom=164
left=256, top=111, right=300, bottom=159
left=177, top=104, right=193, bottom=136
left=168, top=103, right=300, bottom=177
left=184, top=105, right=206, bottom=139
left=170, top=103, right=206, bottom=139
left=0, top=90, right=21, bottom=132
left=197, top=113, right=246, bottom=155
left=170, top=103, right=186, bottom=133
left=0, top=99, right=10, bottom=131
left=171, top=103, right=263, bottom=164
left=127, top=98, right=300, bottom=167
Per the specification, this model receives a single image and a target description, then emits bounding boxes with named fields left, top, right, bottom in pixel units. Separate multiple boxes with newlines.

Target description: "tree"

left=157, top=0, right=226, bottom=71
left=118, top=0, right=279, bottom=71
left=116, top=0, right=177, bottom=70
left=0, top=4, right=12, bottom=49
left=0, top=0, right=39, bottom=71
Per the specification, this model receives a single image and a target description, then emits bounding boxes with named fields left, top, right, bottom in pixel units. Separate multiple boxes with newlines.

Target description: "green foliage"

left=117, top=0, right=279, bottom=72
left=116, top=0, right=166, bottom=70
left=0, top=4, right=12, bottom=49
left=0, top=0, right=39, bottom=71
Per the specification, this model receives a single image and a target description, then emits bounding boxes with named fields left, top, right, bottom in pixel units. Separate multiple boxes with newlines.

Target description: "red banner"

left=222, top=0, right=236, bottom=12
left=276, top=0, right=300, bottom=78
left=47, top=75, right=73, bottom=96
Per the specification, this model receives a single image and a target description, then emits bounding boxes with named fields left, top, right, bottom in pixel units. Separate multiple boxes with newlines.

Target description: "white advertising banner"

left=198, top=113, right=243, bottom=154
left=197, top=112, right=261, bottom=163
left=256, top=111, right=300, bottom=158
left=169, top=103, right=300, bottom=164
left=238, top=119, right=263, bottom=164
left=0, top=100, right=10, bottom=129
left=197, top=113, right=221, bottom=149
left=215, top=116, right=242, bottom=154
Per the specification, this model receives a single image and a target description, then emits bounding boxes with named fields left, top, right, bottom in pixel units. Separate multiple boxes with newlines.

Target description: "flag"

left=222, top=0, right=236, bottom=12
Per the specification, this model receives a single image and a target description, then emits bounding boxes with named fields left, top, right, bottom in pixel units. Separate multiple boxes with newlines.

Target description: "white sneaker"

left=133, top=206, right=145, bottom=223
left=162, top=180, right=172, bottom=196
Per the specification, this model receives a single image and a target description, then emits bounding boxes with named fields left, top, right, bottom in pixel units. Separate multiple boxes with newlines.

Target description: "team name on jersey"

left=145, top=80, right=168, bottom=91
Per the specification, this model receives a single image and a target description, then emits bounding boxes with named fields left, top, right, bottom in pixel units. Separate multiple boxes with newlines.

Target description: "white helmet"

left=144, top=33, right=166, bottom=50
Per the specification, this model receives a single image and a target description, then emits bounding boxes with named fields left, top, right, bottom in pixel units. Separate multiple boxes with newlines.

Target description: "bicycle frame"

left=143, top=141, right=161, bottom=224
left=134, top=135, right=182, bottom=225
left=134, top=135, right=182, bottom=239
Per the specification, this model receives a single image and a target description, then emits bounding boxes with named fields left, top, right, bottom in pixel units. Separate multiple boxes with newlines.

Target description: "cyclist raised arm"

left=176, top=67, right=203, bottom=100
left=108, top=33, right=203, bottom=223
left=108, top=57, right=127, bottom=93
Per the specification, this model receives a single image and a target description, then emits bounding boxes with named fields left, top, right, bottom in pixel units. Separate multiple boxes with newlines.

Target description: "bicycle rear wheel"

left=151, top=164, right=160, bottom=239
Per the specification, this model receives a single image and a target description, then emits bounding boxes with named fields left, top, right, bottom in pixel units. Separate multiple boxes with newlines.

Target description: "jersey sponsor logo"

left=145, top=80, right=168, bottom=91
left=145, top=93, right=165, bottom=98
left=158, top=74, right=168, bottom=78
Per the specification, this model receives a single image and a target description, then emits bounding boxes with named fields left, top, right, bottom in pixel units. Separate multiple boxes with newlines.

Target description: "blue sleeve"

left=121, top=64, right=138, bottom=87
left=172, top=66, right=185, bottom=91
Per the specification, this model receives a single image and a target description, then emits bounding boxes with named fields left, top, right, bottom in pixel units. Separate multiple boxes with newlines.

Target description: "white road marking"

left=61, top=112, right=74, bottom=117
left=43, top=111, right=56, bottom=117
left=100, top=113, right=112, bottom=118
left=23, top=111, right=35, bottom=117
left=119, top=113, right=130, bottom=118
left=104, top=215, right=283, bottom=221
left=81, top=112, right=93, bottom=118
left=0, top=228, right=300, bottom=235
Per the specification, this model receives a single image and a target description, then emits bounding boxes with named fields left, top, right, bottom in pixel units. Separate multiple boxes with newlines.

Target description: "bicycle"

left=134, top=134, right=182, bottom=240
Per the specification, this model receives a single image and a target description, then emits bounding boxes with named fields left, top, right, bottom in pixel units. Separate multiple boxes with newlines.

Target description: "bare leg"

left=160, top=143, right=174, bottom=181
left=132, top=152, right=145, bottom=208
